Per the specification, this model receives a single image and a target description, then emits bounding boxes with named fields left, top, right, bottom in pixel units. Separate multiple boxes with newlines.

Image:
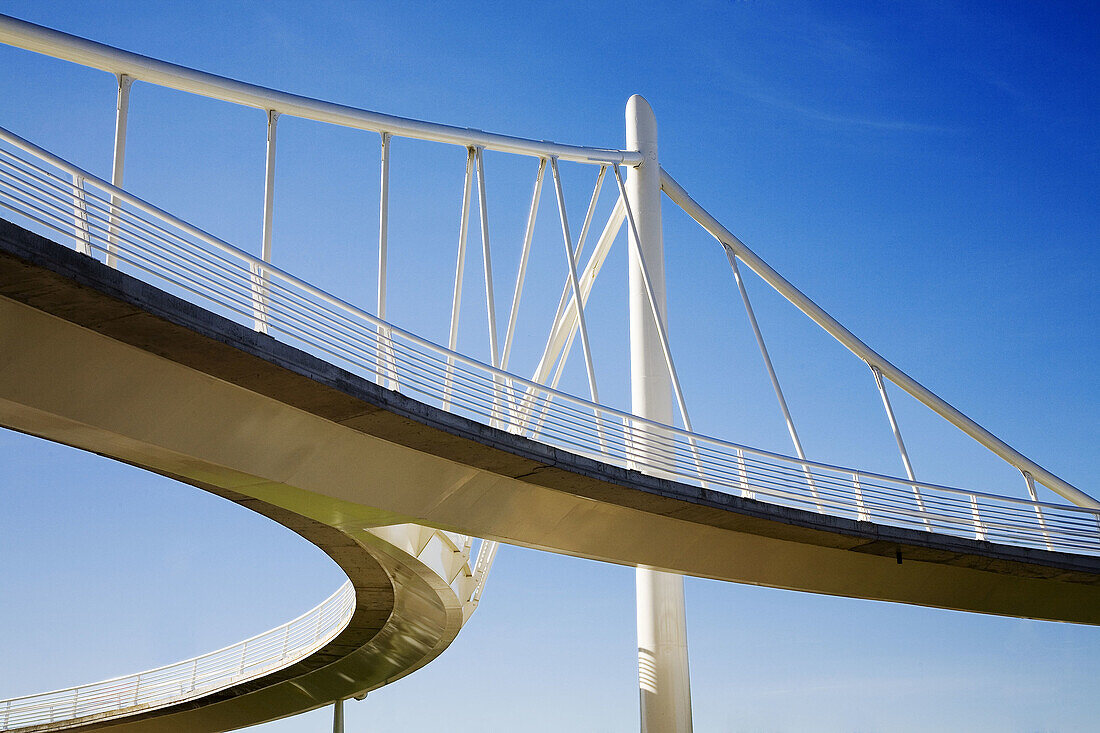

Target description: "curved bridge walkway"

left=0, top=13, right=1098, bottom=733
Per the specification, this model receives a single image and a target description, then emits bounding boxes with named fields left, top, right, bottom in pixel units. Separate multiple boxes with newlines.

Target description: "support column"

left=626, top=94, right=692, bottom=733
left=332, top=698, right=343, bottom=733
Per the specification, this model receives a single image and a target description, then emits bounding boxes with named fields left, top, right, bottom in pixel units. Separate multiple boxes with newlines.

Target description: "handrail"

left=0, top=518, right=483, bottom=731
left=2, top=124, right=1098, bottom=561
left=0, top=14, right=642, bottom=166
left=0, top=583, right=354, bottom=730
left=658, top=167, right=1100, bottom=511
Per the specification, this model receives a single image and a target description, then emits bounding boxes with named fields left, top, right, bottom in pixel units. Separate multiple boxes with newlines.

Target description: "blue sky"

left=0, top=1, right=1097, bottom=731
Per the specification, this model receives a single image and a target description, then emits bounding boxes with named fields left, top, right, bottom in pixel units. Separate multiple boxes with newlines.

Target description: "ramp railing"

left=0, top=583, right=354, bottom=731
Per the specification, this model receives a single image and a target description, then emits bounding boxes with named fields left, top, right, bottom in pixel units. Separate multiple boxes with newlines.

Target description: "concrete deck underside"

left=2, top=218, right=1099, bottom=630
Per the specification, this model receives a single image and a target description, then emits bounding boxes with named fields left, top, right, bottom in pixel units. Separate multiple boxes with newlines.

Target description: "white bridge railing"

left=0, top=583, right=354, bottom=731
left=2, top=125, right=1098, bottom=558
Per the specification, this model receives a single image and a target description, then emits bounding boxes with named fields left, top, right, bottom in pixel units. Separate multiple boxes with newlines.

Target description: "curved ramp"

left=1, top=455, right=480, bottom=731
left=0, top=219, right=1098, bottom=631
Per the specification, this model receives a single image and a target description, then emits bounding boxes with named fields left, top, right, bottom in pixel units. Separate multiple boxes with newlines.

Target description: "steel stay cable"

left=870, top=364, right=932, bottom=530
left=444, top=147, right=476, bottom=411
left=611, top=163, right=709, bottom=484
left=527, top=174, right=617, bottom=438
left=472, top=146, right=505, bottom=428
left=724, top=248, right=823, bottom=511
left=500, top=157, right=547, bottom=373
left=549, top=156, right=608, bottom=453
left=513, top=196, right=625, bottom=430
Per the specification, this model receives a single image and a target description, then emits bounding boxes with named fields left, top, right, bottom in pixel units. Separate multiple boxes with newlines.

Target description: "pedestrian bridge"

left=0, top=12, right=1097, bottom=733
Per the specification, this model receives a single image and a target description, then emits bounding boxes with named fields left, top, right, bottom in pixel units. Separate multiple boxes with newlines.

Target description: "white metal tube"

left=0, top=14, right=641, bottom=166
left=723, top=248, right=820, bottom=511
left=614, top=163, right=707, bottom=484
left=528, top=197, right=624, bottom=388
left=474, top=147, right=503, bottom=426
left=106, top=72, right=131, bottom=269
left=376, top=132, right=398, bottom=389
left=252, top=109, right=278, bottom=333
left=500, top=158, right=545, bottom=371
left=870, top=365, right=932, bottom=530
left=444, top=148, right=476, bottom=410
left=377, top=132, right=390, bottom=321
left=659, top=166, right=1100, bottom=511
left=625, top=95, right=692, bottom=733
left=513, top=198, right=624, bottom=431
left=1023, top=471, right=1053, bottom=550
left=474, top=148, right=500, bottom=368
left=853, top=473, right=869, bottom=521
left=577, top=165, right=607, bottom=261
left=550, top=156, right=605, bottom=451
left=261, top=110, right=278, bottom=263
left=523, top=201, right=623, bottom=437
left=614, top=165, right=696, bottom=435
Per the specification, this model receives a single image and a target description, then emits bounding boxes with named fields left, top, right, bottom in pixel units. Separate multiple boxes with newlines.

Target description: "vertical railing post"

left=70, top=173, right=92, bottom=256
left=853, top=473, right=869, bottom=522
left=736, top=449, right=753, bottom=499
left=626, top=94, right=692, bottom=733
left=970, top=494, right=986, bottom=541
left=106, top=73, right=132, bottom=269
left=252, top=109, right=278, bottom=333
left=1023, top=471, right=1052, bottom=550
left=281, top=623, right=292, bottom=659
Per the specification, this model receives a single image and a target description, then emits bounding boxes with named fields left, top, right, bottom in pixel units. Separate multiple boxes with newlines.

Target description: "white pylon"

left=626, top=94, right=693, bottom=733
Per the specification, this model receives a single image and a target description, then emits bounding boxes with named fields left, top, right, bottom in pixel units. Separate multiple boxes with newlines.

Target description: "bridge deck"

left=2, top=218, right=1099, bottom=628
